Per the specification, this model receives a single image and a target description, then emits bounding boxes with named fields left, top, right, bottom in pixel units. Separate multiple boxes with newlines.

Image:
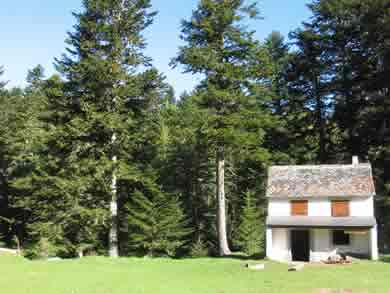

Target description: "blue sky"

left=0, top=0, right=311, bottom=95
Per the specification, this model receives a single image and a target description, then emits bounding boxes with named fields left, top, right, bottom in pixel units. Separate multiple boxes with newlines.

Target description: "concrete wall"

left=268, top=197, right=373, bottom=217
left=310, top=229, right=332, bottom=262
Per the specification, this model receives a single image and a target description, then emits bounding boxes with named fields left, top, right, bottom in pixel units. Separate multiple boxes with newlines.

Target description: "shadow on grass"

left=219, top=252, right=266, bottom=261
left=176, top=252, right=266, bottom=261
left=380, top=255, right=390, bottom=263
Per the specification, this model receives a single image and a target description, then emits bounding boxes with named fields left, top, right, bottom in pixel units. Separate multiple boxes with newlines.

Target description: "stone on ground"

left=288, top=262, right=305, bottom=271
left=245, top=263, right=265, bottom=270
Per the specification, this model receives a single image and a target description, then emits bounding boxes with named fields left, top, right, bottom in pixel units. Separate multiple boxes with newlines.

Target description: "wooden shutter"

left=291, top=200, right=308, bottom=216
left=331, top=200, right=349, bottom=217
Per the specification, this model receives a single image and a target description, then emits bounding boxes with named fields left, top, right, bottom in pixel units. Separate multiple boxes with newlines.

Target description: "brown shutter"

left=291, top=200, right=308, bottom=216
left=332, top=200, right=350, bottom=217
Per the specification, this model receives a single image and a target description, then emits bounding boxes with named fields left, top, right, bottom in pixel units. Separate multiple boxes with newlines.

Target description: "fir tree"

left=172, top=0, right=273, bottom=256
left=235, top=191, right=263, bottom=256
left=287, top=27, right=332, bottom=163
left=306, top=0, right=390, bottom=245
left=0, top=68, right=48, bottom=251
left=128, top=183, right=190, bottom=257
left=54, top=0, right=162, bottom=257
left=158, top=93, right=217, bottom=253
left=0, top=66, right=6, bottom=90
left=0, top=68, right=12, bottom=244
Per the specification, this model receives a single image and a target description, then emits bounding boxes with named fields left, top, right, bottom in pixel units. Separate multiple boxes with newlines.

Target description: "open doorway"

left=291, top=230, right=310, bottom=262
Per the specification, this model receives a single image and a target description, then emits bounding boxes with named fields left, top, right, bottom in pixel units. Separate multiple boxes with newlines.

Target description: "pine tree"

left=235, top=191, right=263, bottom=256
left=172, top=0, right=273, bottom=256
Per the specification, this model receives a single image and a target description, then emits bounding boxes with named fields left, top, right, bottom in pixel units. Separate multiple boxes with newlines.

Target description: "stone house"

left=266, top=156, right=378, bottom=262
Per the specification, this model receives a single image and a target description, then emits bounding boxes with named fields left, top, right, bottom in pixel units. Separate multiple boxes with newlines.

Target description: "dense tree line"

left=0, top=0, right=389, bottom=258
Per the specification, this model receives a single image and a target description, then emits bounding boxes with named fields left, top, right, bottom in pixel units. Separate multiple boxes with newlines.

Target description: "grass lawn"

left=0, top=255, right=389, bottom=293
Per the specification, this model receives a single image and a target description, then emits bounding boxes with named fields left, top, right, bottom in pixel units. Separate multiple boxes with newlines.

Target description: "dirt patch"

left=308, top=262, right=355, bottom=268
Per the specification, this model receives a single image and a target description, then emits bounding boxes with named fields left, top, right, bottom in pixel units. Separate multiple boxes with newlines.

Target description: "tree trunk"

left=109, top=133, right=119, bottom=258
left=216, top=149, right=231, bottom=256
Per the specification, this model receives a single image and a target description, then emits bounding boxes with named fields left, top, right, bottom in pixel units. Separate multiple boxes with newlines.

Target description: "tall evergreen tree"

left=0, top=67, right=47, bottom=251
left=261, top=32, right=309, bottom=165
left=54, top=0, right=161, bottom=257
left=306, top=0, right=390, bottom=245
left=173, top=0, right=273, bottom=256
left=0, top=67, right=10, bottom=243
left=287, top=27, right=332, bottom=163
left=159, top=93, right=217, bottom=254
left=263, top=32, right=290, bottom=116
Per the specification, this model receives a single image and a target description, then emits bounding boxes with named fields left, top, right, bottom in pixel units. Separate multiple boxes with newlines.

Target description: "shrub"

left=190, top=239, right=209, bottom=258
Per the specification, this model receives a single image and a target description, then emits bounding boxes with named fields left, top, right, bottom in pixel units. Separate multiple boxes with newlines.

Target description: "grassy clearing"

left=0, top=255, right=389, bottom=293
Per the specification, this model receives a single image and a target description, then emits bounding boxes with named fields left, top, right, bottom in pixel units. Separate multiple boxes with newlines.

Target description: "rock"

left=47, top=257, right=62, bottom=262
left=328, top=254, right=342, bottom=263
left=0, top=248, right=20, bottom=256
left=245, top=263, right=265, bottom=270
left=288, top=262, right=305, bottom=271
left=344, top=256, right=353, bottom=263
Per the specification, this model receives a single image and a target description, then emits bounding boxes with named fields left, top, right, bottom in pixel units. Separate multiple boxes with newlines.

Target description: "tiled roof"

left=266, top=163, right=376, bottom=197
left=266, top=216, right=376, bottom=228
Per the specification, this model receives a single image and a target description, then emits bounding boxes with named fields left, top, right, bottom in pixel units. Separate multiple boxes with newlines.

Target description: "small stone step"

left=245, top=263, right=265, bottom=270
left=288, top=262, right=305, bottom=271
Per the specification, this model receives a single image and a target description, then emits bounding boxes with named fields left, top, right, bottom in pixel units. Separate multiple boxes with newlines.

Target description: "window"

left=333, top=230, right=350, bottom=245
left=291, top=200, right=308, bottom=216
left=331, top=200, right=349, bottom=217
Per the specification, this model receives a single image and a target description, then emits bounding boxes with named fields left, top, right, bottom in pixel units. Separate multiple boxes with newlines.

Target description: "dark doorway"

left=291, top=230, right=310, bottom=262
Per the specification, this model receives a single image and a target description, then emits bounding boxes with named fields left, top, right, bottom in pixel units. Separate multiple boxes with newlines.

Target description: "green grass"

left=0, top=255, right=389, bottom=293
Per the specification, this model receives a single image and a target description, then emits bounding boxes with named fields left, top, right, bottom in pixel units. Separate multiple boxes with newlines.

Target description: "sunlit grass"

left=0, top=255, right=389, bottom=293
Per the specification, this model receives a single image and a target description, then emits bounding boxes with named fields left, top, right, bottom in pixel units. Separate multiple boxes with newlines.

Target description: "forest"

left=0, top=0, right=389, bottom=259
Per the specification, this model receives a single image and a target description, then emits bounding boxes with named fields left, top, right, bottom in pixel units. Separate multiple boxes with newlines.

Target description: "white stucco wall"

left=350, top=197, right=374, bottom=216
left=308, top=199, right=332, bottom=216
left=268, top=199, right=290, bottom=216
left=268, top=197, right=373, bottom=217
left=370, top=225, right=379, bottom=260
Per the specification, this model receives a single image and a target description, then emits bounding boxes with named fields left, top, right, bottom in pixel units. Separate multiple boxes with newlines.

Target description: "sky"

left=0, top=0, right=312, bottom=95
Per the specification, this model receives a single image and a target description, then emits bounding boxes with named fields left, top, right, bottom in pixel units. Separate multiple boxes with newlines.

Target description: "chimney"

left=352, top=156, right=359, bottom=166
